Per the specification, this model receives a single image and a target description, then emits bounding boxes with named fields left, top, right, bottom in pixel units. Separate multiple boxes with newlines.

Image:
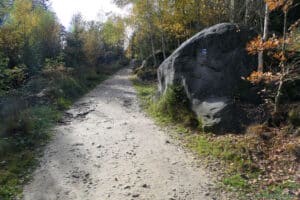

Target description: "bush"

left=0, top=64, right=27, bottom=92
left=56, top=97, right=72, bottom=110
left=155, top=85, right=200, bottom=128
left=136, top=67, right=157, bottom=81
left=1, top=106, right=60, bottom=139
left=288, top=107, right=300, bottom=127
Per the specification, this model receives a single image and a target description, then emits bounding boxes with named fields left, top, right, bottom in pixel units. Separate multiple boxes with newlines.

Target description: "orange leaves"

left=265, top=36, right=281, bottom=49
left=264, top=0, right=293, bottom=11
left=246, top=35, right=264, bottom=55
left=246, top=35, right=280, bottom=55
left=246, top=71, right=280, bottom=84
left=273, top=51, right=287, bottom=61
left=265, top=0, right=285, bottom=10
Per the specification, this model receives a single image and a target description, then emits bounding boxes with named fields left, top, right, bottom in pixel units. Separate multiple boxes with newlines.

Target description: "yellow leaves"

left=246, top=35, right=280, bottom=55
left=246, top=71, right=280, bottom=84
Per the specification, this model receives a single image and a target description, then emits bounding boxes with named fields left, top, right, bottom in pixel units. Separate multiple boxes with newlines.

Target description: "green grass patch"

left=131, top=76, right=201, bottom=129
left=132, top=76, right=299, bottom=199
left=254, top=181, right=300, bottom=200
left=0, top=105, right=61, bottom=199
left=0, top=64, right=123, bottom=199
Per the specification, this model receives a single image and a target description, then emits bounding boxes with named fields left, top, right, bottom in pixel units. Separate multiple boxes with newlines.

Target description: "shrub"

left=155, top=85, right=200, bottom=128
left=0, top=64, right=27, bottom=92
left=136, top=67, right=157, bottom=81
left=288, top=108, right=300, bottom=127
left=56, top=97, right=72, bottom=110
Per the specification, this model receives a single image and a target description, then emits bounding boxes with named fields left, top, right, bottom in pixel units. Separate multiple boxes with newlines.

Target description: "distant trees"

left=0, top=0, right=62, bottom=91
left=113, top=1, right=263, bottom=60
left=64, top=13, right=126, bottom=68
left=0, top=0, right=127, bottom=93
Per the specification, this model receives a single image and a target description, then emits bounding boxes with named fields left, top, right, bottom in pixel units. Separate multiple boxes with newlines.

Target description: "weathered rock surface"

left=158, top=23, right=257, bottom=133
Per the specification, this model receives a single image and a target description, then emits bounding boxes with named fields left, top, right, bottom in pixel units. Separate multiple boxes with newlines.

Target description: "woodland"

left=0, top=0, right=299, bottom=199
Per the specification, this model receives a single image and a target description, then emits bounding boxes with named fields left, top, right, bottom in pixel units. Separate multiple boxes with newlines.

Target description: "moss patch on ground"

left=131, top=76, right=300, bottom=200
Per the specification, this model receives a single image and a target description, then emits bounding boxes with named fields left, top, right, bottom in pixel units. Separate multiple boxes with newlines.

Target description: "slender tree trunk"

left=274, top=11, right=288, bottom=113
left=145, top=0, right=157, bottom=67
left=195, top=0, right=201, bottom=30
left=150, top=32, right=157, bottom=66
left=282, top=11, right=287, bottom=53
left=258, top=3, right=269, bottom=72
left=230, top=0, right=235, bottom=23
left=157, top=0, right=166, bottom=60
left=161, top=32, right=166, bottom=60
left=274, top=75, right=283, bottom=113
left=244, top=0, right=250, bottom=25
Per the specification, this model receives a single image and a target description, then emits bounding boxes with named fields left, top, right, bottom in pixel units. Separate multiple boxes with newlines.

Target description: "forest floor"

left=22, top=68, right=229, bottom=200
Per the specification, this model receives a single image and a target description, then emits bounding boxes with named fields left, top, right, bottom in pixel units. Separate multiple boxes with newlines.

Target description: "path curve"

left=23, top=68, right=224, bottom=200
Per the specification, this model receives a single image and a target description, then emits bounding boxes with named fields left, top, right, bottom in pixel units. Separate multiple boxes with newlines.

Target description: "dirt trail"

left=23, top=68, right=225, bottom=200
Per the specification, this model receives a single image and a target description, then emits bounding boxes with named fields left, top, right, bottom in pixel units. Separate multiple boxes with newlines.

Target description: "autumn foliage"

left=265, top=0, right=293, bottom=11
left=245, top=71, right=280, bottom=84
left=246, top=35, right=281, bottom=55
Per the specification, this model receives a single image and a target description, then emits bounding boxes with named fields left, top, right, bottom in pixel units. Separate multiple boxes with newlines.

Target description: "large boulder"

left=158, top=23, right=257, bottom=133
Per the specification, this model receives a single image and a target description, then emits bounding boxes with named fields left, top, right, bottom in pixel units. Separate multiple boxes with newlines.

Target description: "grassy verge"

left=131, top=76, right=299, bottom=200
left=0, top=106, right=61, bottom=199
left=0, top=64, right=123, bottom=200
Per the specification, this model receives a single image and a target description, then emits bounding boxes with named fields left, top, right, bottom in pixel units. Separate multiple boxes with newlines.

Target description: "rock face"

left=158, top=23, right=257, bottom=133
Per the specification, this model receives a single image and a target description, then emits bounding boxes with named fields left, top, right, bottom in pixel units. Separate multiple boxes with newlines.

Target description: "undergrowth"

left=130, top=76, right=201, bottom=129
left=131, top=76, right=300, bottom=200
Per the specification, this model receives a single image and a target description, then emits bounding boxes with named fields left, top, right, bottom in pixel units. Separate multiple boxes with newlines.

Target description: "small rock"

left=72, top=174, right=80, bottom=179
left=142, top=184, right=149, bottom=188
left=165, top=140, right=170, bottom=144
left=205, top=192, right=210, bottom=196
left=126, top=193, right=131, bottom=196
left=260, top=132, right=273, bottom=141
left=294, top=128, right=300, bottom=137
left=292, top=144, right=300, bottom=160
left=0, top=160, right=7, bottom=166
left=124, top=185, right=131, bottom=189
left=72, top=143, right=84, bottom=146
left=132, top=194, right=140, bottom=198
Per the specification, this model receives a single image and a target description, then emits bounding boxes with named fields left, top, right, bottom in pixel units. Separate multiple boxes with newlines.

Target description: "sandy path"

left=23, top=68, right=223, bottom=200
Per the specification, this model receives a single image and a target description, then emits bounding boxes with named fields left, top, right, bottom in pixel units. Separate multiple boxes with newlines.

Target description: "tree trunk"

left=282, top=11, right=287, bottom=53
left=244, top=0, right=250, bottom=25
left=258, top=3, right=269, bottom=72
left=274, top=10, right=288, bottom=113
left=195, top=0, right=201, bottom=30
left=146, top=0, right=157, bottom=67
left=274, top=74, right=284, bottom=113
left=230, top=0, right=235, bottom=23
left=161, top=32, right=166, bottom=60
left=150, top=32, right=157, bottom=67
